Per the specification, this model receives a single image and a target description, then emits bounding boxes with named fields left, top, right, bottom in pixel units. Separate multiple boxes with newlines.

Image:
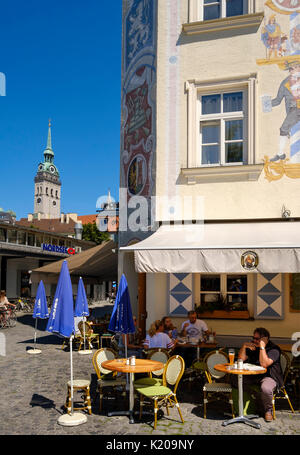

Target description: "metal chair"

left=78, top=321, right=100, bottom=351
left=134, top=355, right=185, bottom=430
left=92, top=348, right=126, bottom=412
left=203, top=349, right=234, bottom=419
left=272, top=350, right=295, bottom=418
left=134, top=348, right=170, bottom=387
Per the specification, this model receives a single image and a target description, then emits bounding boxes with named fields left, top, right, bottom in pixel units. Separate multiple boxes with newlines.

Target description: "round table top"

left=102, top=358, right=164, bottom=374
left=214, top=363, right=267, bottom=376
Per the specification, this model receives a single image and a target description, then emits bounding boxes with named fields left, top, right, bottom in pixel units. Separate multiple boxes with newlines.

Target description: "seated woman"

left=143, top=320, right=177, bottom=350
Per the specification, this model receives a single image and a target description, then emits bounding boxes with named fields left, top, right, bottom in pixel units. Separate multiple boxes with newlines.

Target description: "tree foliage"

left=82, top=222, right=110, bottom=244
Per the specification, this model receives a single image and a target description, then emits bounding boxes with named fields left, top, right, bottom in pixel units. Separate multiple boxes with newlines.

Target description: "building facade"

left=119, top=0, right=300, bottom=340
left=0, top=221, right=95, bottom=298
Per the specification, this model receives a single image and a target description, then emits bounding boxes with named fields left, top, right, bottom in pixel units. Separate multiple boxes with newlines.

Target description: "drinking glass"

left=228, top=348, right=235, bottom=365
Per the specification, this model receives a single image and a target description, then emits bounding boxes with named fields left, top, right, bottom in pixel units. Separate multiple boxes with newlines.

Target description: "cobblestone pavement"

left=0, top=308, right=299, bottom=438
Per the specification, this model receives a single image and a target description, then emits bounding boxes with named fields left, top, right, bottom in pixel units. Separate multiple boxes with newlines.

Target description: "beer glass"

left=228, top=348, right=235, bottom=365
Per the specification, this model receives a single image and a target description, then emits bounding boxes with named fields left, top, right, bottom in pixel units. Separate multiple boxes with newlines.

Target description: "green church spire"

left=44, top=119, right=54, bottom=163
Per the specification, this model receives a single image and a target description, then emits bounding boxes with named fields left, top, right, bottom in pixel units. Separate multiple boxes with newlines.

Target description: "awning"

left=120, top=222, right=300, bottom=273
left=31, top=240, right=118, bottom=284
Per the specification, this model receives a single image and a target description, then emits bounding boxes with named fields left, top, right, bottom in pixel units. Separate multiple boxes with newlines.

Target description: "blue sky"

left=0, top=0, right=122, bottom=219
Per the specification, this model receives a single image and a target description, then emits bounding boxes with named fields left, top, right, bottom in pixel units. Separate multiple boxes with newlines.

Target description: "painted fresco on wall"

left=257, top=0, right=300, bottom=180
left=120, top=0, right=156, bottom=245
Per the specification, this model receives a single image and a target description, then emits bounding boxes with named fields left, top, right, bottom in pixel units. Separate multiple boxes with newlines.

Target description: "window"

left=199, top=90, right=246, bottom=166
left=17, top=231, right=26, bottom=245
left=35, top=235, right=42, bottom=247
left=0, top=228, right=6, bottom=242
left=27, top=234, right=35, bottom=246
left=198, top=274, right=248, bottom=312
left=7, top=230, right=17, bottom=243
left=183, top=75, right=261, bottom=182
left=203, top=0, right=247, bottom=21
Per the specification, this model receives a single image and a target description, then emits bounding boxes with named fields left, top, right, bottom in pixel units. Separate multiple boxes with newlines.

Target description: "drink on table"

left=228, top=348, right=235, bottom=365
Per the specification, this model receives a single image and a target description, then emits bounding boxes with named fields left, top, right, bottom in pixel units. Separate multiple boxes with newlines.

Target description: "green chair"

left=134, top=355, right=185, bottom=430
left=134, top=348, right=170, bottom=387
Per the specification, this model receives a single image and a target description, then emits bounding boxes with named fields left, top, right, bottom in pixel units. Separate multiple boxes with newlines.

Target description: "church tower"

left=33, top=121, right=61, bottom=219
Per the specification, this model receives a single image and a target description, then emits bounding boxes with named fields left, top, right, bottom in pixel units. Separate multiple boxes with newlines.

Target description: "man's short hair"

left=188, top=310, right=196, bottom=316
left=254, top=327, right=270, bottom=339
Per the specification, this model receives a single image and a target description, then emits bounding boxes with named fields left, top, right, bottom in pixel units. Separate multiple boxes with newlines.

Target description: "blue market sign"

left=42, top=243, right=76, bottom=255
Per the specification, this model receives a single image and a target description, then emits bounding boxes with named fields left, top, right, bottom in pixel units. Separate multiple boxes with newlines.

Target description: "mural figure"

left=261, top=15, right=287, bottom=58
left=263, top=60, right=300, bottom=161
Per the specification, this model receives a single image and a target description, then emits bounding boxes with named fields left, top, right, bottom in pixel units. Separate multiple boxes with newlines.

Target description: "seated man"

left=162, top=316, right=178, bottom=340
left=180, top=310, right=209, bottom=341
left=233, top=327, right=284, bottom=422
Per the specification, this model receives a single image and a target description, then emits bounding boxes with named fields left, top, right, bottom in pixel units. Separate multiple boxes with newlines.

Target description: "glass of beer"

left=228, top=348, right=235, bottom=365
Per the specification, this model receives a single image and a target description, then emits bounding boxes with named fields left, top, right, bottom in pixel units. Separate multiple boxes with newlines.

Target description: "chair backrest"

left=163, top=355, right=185, bottom=392
left=78, top=320, right=93, bottom=336
left=147, top=348, right=170, bottom=376
left=203, top=350, right=229, bottom=381
left=92, top=348, right=117, bottom=378
left=280, top=350, right=291, bottom=384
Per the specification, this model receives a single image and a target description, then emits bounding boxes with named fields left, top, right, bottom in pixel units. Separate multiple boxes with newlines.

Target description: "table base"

left=107, top=410, right=135, bottom=424
left=222, top=414, right=261, bottom=429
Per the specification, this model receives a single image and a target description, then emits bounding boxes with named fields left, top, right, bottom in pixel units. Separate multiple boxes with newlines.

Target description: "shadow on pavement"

left=30, top=393, right=63, bottom=415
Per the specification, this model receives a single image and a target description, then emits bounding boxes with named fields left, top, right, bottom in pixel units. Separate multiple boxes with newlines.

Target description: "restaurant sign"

left=42, top=243, right=76, bottom=255
left=241, top=251, right=259, bottom=271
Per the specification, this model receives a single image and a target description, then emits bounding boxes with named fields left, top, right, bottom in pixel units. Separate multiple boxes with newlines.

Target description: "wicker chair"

left=78, top=321, right=99, bottom=351
left=134, top=355, right=185, bottom=430
left=134, top=348, right=170, bottom=387
left=203, top=350, right=234, bottom=419
left=92, top=348, right=126, bottom=412
left=272, top=350, right=295, bottom=418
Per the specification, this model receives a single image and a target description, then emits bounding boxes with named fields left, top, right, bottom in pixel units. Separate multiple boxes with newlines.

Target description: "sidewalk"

left=0, top=312, right=299, bottom=436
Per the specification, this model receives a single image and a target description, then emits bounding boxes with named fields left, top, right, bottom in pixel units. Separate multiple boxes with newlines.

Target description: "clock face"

left=49, top=165, right=55, bottom=173
left=37, top=197, right=41, bottom=204
left=38, top=164, right=43, bottom=171
left=271, top=0, right=300, bottom=11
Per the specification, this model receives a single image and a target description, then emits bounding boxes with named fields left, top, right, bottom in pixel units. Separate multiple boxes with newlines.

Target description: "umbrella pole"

left=34, top=318, right=38, bottom=350
left=83, top=316, right=86, bottom=351
left=70, top=335, right=74, bottom=416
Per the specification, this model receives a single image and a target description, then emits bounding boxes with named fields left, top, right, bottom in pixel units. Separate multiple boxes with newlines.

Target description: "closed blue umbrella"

left=108, top=274, right=136, bottom=423
left=46, top=260, right=74, bottom=338
left=28, top=280, right=49, bottom=354
left=74, top=277, right=90, bottom=353
left=46, top=261, right=86, bottom=426
left=108, top=273, right=135, bottom=350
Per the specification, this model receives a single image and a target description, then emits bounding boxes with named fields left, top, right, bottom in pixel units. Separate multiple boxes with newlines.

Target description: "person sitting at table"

left=180, top=310, right=210, bottom=341
left=232, top=327, right=284, bottom=422
left=162, top=316, right=178, bottom=340
left=118, top=316, right=143, bottom=358
left=143, top=319, right=176, bottom=350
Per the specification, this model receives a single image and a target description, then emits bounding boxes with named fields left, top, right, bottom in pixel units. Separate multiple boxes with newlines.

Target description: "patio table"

left=102, top=358, right=163, bottom=424
left=214, top=363, right=266, bottom=429
left=176, top=341, right=217, bottom=360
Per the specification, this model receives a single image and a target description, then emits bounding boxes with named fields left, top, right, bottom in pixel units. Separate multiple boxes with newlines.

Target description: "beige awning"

left=31, top=240, right=118, bottom=284
left=120, top=222, right=300, bottom=273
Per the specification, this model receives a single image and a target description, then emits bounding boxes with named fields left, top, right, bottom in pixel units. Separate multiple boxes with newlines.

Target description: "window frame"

left=198, top=88, right=248, bottom=167
left=184, top=75, right=257, bottom=178
left=188, top=0, right=254, bottom=23
left=198, top=273, right=249, bottom=312
left=201, top=0, right=248, bottom=21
